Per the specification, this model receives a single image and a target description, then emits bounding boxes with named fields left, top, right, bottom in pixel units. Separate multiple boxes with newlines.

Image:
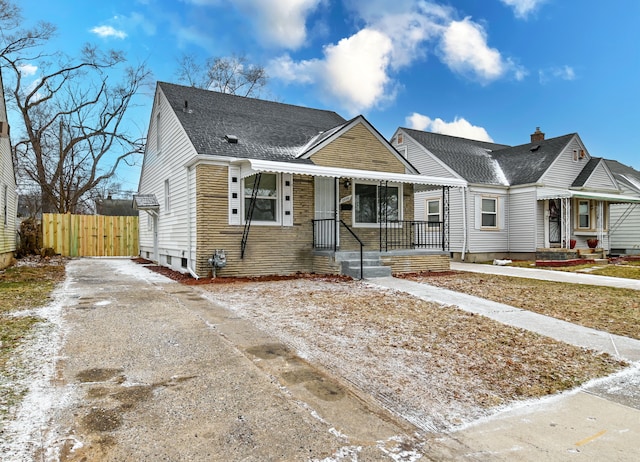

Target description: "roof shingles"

left=159, top=82, right=346, bottom=162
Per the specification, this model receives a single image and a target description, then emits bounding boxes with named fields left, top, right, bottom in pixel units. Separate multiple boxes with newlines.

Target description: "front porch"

left=535, top=247, right=608, bottom=266
left=312, top=249, right=451, bottom=279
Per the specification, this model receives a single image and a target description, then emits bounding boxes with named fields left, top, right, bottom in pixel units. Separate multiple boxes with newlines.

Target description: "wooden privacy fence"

left=42, top=213, right=139, bottom=257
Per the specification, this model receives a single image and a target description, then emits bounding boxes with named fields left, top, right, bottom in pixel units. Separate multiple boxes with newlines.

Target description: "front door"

left=314, top=177, right=338, bottom=248
left=548, top=199, right=561, bottom=246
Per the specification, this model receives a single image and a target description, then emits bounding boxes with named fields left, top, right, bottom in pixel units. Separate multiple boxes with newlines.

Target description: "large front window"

left=355, top=183, right=399, bottom=224
left=244, top=173, right=278, bottom=222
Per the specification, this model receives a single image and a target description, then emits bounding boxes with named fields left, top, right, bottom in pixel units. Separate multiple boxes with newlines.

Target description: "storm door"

left=314, top=177, right=338, bottom=248
left=548, top=199, right=561, bottom=246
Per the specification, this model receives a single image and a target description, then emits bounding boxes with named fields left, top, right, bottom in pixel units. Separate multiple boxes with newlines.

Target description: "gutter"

left=186, top=164, right=199, bottom=280
left=461, top=187, right=468, bottom=261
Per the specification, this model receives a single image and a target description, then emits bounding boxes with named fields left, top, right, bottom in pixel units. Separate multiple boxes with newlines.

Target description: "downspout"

left=186, top=165, right=199, bottom=279
left=461, top=187, right=467, bottom=261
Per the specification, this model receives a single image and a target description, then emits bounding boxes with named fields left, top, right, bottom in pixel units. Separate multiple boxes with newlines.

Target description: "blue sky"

left=14, top=0, right=640, bottom=193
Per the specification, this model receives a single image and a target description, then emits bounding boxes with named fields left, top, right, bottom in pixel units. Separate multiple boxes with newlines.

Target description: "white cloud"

left=500, top=0, right=546, bottom=19
left=269, top=28, right=395, bottom=113
left=269, top=3, right=524, bottom=112
left=539, top=65, right=576, bottom=84
left=90, top=25, right=127, bottom=39
left=439, top=18, right=509, bottom=83
left=18, top=64, right=38, bottom=77
left=406, top=113, right=494, bottom=142
left=232, top=0, right=322, bottom=49
left=322, top=29, right=395, bottom=112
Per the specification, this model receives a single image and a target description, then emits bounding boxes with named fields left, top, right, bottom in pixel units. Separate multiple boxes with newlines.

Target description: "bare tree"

left=1, top=1, right=151, bottom=213
left=176, top=52, right=268, bottom=97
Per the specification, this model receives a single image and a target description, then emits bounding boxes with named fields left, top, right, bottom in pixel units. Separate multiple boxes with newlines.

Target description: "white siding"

left=394, top=133, right=459, bottom=179
left=0, top=80, right=17, bottom=258
left=468, top=188, right=509, bottom=252
left=610, top=182, right=640, bottom=252
left=508, top=188, right=537, bottom=252
left=583, top=162, right=618, bottom=191
left=535, top=201, right=546, bottom=248
left=540, top=137, right=588, bottom=188
left=138, top=87, right=198, bottom=268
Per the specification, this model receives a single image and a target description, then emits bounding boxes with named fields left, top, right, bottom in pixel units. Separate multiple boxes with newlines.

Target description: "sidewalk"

left=451, top=261, right=640, bottom=290
left=372, top=276, right=640, bottom=362
left=370, top=269, right=640, bottom=461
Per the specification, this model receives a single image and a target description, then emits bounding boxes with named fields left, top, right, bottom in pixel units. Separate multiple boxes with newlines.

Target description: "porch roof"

left=536, top=188, right=640, bottom=203
left=233, top=159, right=468, bottom=188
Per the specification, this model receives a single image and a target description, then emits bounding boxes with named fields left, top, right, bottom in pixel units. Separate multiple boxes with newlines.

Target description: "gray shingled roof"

left=133, top=194, right=159, bottom=210
left=492, top=133, right=576, bottom=185
left=404, top=128, right=578, bottom=186
left=158, top=82, right=347, bottom=162
left=605, top=159, right=640, bottom=194
left=402, top=128, right=511, bottom=185
left=571, top=157, right=601, bottom=187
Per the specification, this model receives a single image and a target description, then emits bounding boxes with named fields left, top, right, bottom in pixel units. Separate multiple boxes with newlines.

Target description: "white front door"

left=314, top=177, right=338, bottom=248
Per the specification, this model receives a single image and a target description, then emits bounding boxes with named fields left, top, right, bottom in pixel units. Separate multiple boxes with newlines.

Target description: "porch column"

left=562, top=198, right=571, bottom=248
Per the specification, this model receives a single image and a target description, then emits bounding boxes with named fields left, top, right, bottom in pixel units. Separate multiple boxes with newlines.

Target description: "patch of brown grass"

left=202, top=279, right=625, bottom=429
left=403, top=272, right=640, bottom=339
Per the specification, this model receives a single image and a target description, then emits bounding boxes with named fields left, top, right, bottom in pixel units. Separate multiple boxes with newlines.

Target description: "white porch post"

left=562, top=198, right=571, bottom=249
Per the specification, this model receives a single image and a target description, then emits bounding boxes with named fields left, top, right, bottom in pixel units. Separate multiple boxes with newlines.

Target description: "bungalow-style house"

left=390, top=126, right=640, bottom=262
left=135, top=82, right=465, bottom=278
left=605, top=160, right=640, bottom=255
left=0, top=71, right=17, bottom=269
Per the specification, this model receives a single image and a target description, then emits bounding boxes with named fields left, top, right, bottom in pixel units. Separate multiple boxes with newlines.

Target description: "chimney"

left=530, top=127, right=545, bottom=143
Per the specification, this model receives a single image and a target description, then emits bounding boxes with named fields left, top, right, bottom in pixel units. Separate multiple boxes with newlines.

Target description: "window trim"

left=164, top=179, right=171, bottom=212
left=480, top=196, right=498, bottom=230
left=2, top=184, right=7, bottom=226
left=353, top=181, right=403, bottom=228
left=242, top=172, right=281, bottom=226
left=425, top=197, right=441, bottom=226
left=156, top=110, right=161, bottom=155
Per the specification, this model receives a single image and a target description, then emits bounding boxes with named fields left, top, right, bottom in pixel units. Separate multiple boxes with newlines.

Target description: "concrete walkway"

left=372, top=276, right=640, bottom=362
left=451, top=261, right=640, bottom=290
left=370, top=267, right=640, bottom=461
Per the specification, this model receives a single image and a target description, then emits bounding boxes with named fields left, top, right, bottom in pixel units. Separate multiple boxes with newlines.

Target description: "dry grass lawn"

left=0, top=258, right=66, bottom=413
left=200, top=277, right=626, bottom=431
left=404, top=272, right=640, bottom=340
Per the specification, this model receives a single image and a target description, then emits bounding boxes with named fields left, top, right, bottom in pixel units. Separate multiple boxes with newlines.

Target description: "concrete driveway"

left=21, top=258, right=430, bottom=461
left=5, top=258, right=640, bottom=461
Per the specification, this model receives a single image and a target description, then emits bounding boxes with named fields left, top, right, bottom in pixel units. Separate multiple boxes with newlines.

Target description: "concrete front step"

left=340, top=261, right=392, bottom=279
left=337, top=251, right=392, bottom=279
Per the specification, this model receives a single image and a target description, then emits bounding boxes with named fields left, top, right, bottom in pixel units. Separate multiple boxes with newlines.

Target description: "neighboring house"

left=391, top=127, right=640, bottom=262
left=605, top=160, right=640, bottom=255
left=0, top=70, right=17, bottom=269
left=95, top=196, right=138, bottom=216
left=135, top=82, right=465, bottom=278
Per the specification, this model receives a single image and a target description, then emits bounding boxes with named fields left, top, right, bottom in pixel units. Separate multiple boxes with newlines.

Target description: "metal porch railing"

left=312, top=219, right=447, bottom=252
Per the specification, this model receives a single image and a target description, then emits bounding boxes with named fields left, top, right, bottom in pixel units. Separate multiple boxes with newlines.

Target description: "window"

left=156, top=111, right=161, bottom=153
left=397, top=132, right=404, bottom=144
left=481, top=197, right=497, bottom=228
left=426, top=199, right=441, bottom=225
left=2, top=185, right=7, bottom=225
left=164, top=179, right=170, bottom=211
left=355, top=183, right=400, bottom=224
left=244, top=173, right=278, bottom=222
left=578, top=200, right=590, bottom=228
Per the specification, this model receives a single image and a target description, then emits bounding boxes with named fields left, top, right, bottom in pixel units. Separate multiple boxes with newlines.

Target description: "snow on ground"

left=0, top=278, right=76, bottom=462
left=100, top=258, right=176, bottom=284
left=199, top=278, right=626, bottom=433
